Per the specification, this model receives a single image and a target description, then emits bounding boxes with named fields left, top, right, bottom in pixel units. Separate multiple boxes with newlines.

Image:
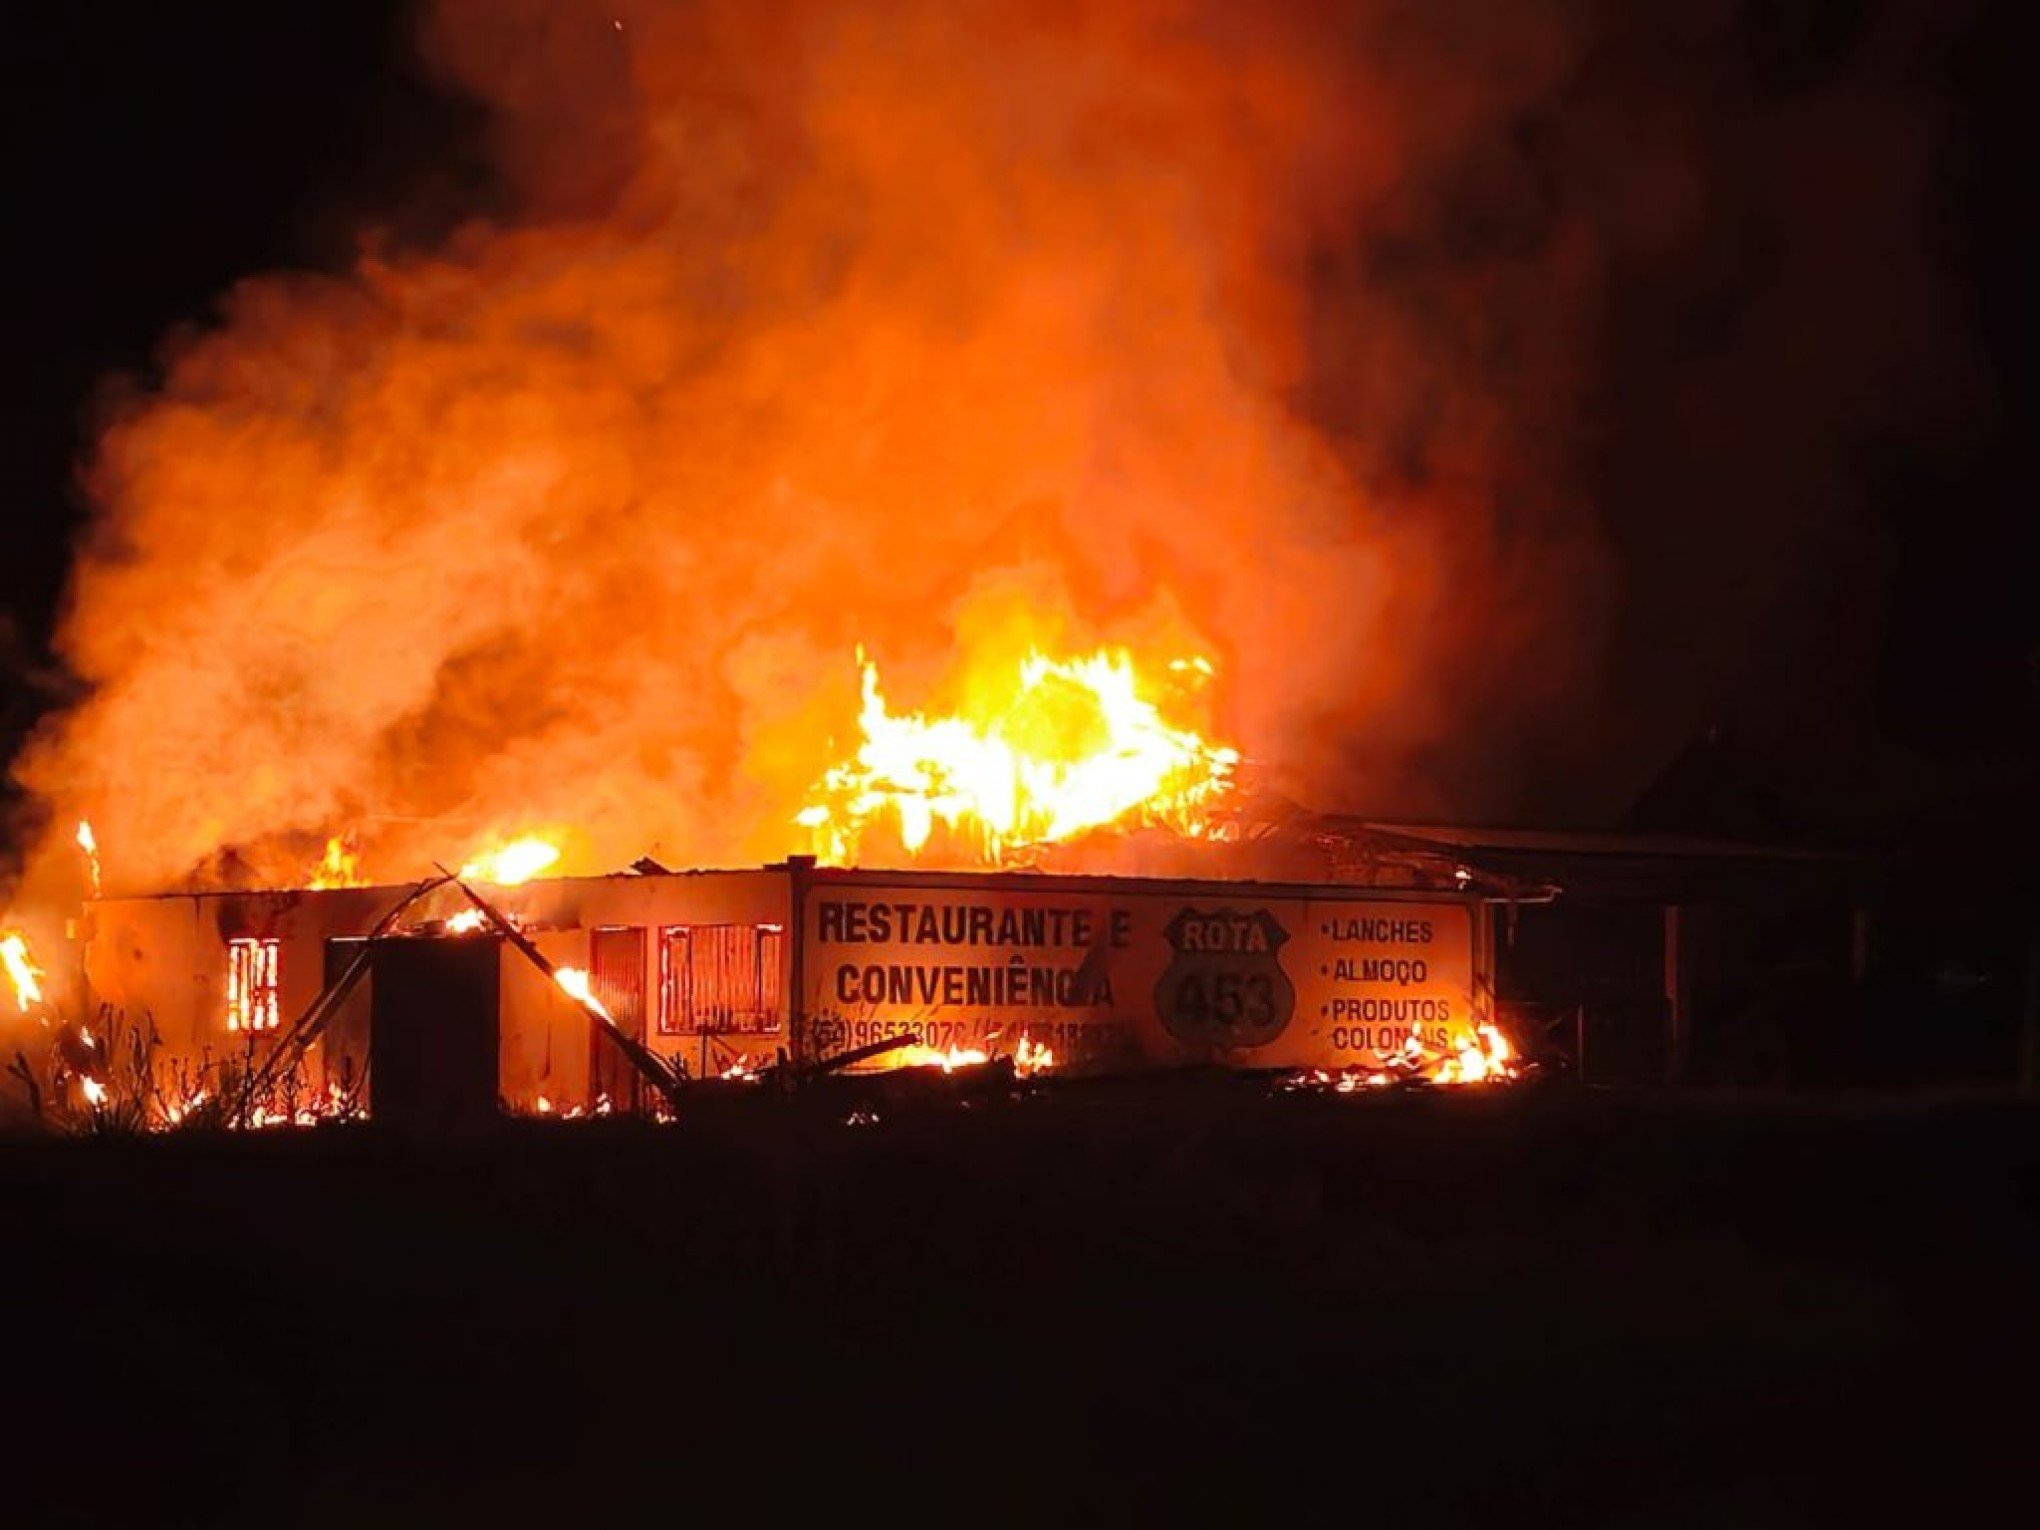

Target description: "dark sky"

left=1, top=0, right=2032, bottom=848
left=0, top=1, right=495, bottom=809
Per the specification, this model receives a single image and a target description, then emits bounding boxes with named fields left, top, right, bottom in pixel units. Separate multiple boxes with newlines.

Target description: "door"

left=588, top=926, right=647, bottom=1112
left=369, top=936, right=501, bottom=1131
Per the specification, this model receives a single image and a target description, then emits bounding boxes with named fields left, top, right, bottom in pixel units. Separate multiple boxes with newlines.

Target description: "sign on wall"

left=801, top=883, right=1478, bottom=1070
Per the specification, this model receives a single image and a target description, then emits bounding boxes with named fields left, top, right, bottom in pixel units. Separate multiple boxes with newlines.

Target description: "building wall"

left=86, top=864, right=1493, bottom=1113
left=85, top=870, right=792, bottom=1112
left=793, top=866, right=1491, bottom=1072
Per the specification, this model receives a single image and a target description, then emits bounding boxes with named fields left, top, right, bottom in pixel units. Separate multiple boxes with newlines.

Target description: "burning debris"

left=1282, top=1021, right=1522, bottom=1094
left=552, top=965, right=608, bottom=1018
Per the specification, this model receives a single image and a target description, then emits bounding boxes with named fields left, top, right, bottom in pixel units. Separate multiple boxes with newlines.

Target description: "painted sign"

left=800, top=883, right=1478, bottom=1070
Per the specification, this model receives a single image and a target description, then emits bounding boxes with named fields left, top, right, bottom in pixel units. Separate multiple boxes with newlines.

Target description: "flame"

left=892, top=1043, right=991, bottom=1072
left=2, top=931, right=46, bottom=1014
left=553, top=965, right=610, bottom=1020
left=444, top=908, right=488, bottom=935
left=3, top=0, right=1661, bottom=907
left=80, top=1076, right=108, bottom=1107
left=76, top=821, right=101, bottom=898
left=163, top=1089, right=208, bottom=1126
left=1286, top=1022, right=1520, bottom=1093
left=308, top=835, right=365, bottom=890
left=1012, top=1034, right=1056, bottom=1078
left=461, top=836, right=563, bottom=886
left=799, top=647, right=1238, bottom=865
left=1433, top=1022, right=1516, bottom=1085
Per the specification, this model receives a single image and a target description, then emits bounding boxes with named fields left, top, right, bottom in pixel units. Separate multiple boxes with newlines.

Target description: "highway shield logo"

left=1154, top=907, right=1295, bottom=1049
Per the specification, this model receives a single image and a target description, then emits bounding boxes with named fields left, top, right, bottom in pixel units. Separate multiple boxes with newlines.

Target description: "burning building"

left=16, top=629, right=1521, bottom=1125
left=77, top=847, right=1514, bottom=1124
left=5, top=0, right=1947, bottom=1117
left=9, top=624, right=1532, bottom=1127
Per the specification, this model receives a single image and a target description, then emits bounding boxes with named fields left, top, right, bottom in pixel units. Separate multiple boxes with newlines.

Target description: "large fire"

left=0, top=0, right=1603, bottom=1132
left=0, top=0, right=1621, bottom=908
left=798, top=647, right=1238, bottom=865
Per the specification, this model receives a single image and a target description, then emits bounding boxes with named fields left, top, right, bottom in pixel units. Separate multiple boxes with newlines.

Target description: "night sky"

left=1, top=2, right=493, bottom=830
left=1, top=0, right=2032, bottom=858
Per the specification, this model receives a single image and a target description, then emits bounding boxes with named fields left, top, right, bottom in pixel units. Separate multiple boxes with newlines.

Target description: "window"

left=658, top=924, right=784, bottom=1035
left=227, top=937, right=280, bottom=1032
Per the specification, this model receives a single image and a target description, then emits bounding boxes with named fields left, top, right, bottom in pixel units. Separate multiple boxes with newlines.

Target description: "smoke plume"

left=4, top=0, right=1970, bottom=900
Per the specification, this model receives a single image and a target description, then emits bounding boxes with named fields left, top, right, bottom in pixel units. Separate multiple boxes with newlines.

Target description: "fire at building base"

left=67, top=854, right=1515, bottom=1128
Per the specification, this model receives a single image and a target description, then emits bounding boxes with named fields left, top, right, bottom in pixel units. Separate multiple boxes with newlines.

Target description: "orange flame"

left=798, top=647, right=1237, bottom=866
left=553, top=965, right=609, bottom=1019
left=2, top=931, right=46, bottom=1014
left=461, top=836, right=563, bottom=886
left=76, top=821, right=101, bottom=899
left=1288, top=1021, right=1520, bottom=1093
left=308, top=835, right=365, bottom=890
left=1433, top=1022, right=1517, bottom=1084
left=891, top=1043, right=991, bottom=1072
left=1012, top=1034, right=1056, bottom=1078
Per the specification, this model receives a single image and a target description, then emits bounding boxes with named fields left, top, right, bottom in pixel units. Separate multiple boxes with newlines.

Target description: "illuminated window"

left=658, top=924, right=784, bottom=1035
left=227, top=938, right=280, bottom=1032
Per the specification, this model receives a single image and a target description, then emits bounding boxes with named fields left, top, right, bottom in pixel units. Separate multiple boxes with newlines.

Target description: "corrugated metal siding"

left=658, top=923, right=784, bottom=1034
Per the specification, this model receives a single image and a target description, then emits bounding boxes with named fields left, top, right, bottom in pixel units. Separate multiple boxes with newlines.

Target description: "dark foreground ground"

left=5, top=1078, right=2039, bottom=1526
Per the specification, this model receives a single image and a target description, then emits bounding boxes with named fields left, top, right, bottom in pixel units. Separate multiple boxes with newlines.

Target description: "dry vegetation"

left=5, top=1003, right=363, bottom=1136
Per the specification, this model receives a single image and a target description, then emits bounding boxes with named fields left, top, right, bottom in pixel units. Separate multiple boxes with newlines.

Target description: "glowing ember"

left=76, top=821, right=101, bottom=898
left=308, top=835, right=365, bottom=890
left=2, top=931, right=46, bottom=1014
left=798, top=647, right=1238, bottom=865
left=720, top=1056, right=763, bottom=1082
left=554, top=965, right=610, bottom=1019
left=461, top=836, right=563, bottom=886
